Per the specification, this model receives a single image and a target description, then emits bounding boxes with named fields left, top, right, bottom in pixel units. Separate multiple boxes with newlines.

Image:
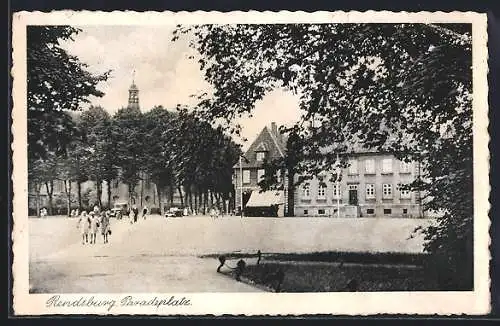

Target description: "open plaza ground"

left=29, top=215, right=435, bottom=293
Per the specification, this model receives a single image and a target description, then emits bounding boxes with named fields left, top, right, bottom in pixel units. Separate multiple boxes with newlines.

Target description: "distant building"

left=233, top=122, right=424, bottom=218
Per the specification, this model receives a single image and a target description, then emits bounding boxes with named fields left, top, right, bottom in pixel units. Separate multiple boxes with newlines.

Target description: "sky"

left=61, top=25, right=303, bottom=150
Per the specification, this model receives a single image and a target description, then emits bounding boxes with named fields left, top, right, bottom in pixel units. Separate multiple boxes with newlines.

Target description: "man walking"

left=132, top=204, right=139, bottom=223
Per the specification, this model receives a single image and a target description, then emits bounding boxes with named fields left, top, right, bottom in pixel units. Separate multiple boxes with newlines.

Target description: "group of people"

left=209, top=206, right=222, bottom=219
left=128, top=204, right=148, bottom=223
left=75, top=205, right=111, bottom=245
left=39, top=207, right=48, bottom=217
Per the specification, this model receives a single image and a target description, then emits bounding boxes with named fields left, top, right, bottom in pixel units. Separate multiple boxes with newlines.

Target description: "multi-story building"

left=233, top=122, right=424, bottom=218
left=293, top=152, right=423, bottom=218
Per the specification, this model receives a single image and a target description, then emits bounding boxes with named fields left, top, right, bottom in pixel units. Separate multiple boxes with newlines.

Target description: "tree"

left=80, top=106, right=118, bottom=209
left=176, top=23, right=473, bottom=289
left=27, top=26, right=110, bottom=160
left=28, top=151, right=59, bottom=216
left=143, top=106, right=178, bottom=216
left=111, top=106, right=145, bottom=206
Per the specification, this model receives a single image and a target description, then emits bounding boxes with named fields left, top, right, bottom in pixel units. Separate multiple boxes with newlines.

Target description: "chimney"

left=271, top=122, right=278, bottom=137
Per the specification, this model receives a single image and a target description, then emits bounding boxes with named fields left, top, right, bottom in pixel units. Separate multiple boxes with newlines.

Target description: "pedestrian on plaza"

left=93, top=204, right=100, bottom=215
left=77, top=211, right=90, bottom=245
left=89, top=212, right=100, bottom=244
left=210, top=206, right=216, bottom=219
left=142, top=205, right=148, bottom=220
left=183, top=207, right=188, bottom=216
left=132, top=204, right=139, bottom=223
left=101, top=211, right=111, bottom=244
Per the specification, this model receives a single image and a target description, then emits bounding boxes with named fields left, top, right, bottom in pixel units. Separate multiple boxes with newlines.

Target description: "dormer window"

left=255, top=142, right=268, bottom=161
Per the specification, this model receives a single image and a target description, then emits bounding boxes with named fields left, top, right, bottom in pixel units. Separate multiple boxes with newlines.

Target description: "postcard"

left=11, top=10, right=490, bottom=315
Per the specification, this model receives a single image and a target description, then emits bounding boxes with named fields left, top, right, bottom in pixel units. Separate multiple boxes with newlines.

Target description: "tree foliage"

left=27, top=26, right=110, bottom=159
left=110, top=106, right=145, bottom=203
left=175, top=23, right=473, bottom=289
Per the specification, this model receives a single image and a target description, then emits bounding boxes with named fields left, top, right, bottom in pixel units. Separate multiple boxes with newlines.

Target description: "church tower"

left=127, top=70, right=140, bottom=109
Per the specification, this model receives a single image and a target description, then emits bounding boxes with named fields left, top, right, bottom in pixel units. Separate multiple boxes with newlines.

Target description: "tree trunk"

left=194, top=190, right=198, bottom=212
left=203, top=191, right=208, bottom=214
left=188, top=190, right=193, bottom=211
left=140, top=176, right=144, bottom=207
left=169, top=184, right=174, bottom=205
left=107, top=179, right=112, bottom=210
left=177, top=185, right=184, bottom=207
left=77, top=181, right=82, bottom=210
left=96, top=180, right=103, bottom=209
left=35, top=184, right=41, bottom=217
left=45, top=181, right=54, bottom=216
left=64, top=180, right=72, bottom=217
left=287, top=170, right=295, bottom=217
left=157, top=185, right=164, bottom=216
left=216, top=192, right=221, bottom=207
left=210, top=191, right=214, bottom=206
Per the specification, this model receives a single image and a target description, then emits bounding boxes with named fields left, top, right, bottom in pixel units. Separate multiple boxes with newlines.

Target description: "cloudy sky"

left=61, top=25, right=302, bottom=150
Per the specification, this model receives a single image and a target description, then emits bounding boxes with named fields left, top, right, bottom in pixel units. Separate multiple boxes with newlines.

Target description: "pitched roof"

left=234, top=123, right=286, bottom=169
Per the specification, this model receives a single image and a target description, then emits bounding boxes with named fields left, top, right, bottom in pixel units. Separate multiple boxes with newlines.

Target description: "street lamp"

left=239, top=154, right=249, bottom=218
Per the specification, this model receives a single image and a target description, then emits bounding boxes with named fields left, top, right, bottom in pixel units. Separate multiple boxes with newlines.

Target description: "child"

left=77, top=211, right=90, bottom=245
left=89, top=212, right=100, bottom=244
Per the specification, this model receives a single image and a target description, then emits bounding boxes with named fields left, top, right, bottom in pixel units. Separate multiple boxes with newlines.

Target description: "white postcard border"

left=11, top=10, right=490, bottom=315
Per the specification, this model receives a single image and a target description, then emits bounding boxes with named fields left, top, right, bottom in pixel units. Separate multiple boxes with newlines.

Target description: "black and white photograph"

left=11, top=11, right=490, bottom=315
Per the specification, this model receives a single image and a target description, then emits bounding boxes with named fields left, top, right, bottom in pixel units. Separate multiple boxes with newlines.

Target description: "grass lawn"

left=237, top=262, right=439, bottom=292
left=211, top=251, right=440, bottom=292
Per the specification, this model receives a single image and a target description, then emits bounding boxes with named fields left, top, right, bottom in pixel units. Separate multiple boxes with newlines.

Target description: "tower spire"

left=128, top=70, right=139, bottom=109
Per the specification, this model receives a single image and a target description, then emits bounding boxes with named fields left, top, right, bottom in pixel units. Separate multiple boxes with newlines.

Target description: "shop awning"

left=246, top=190, right=285, bottom=207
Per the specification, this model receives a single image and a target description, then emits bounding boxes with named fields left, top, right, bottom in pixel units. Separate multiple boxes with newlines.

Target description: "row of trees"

left=29, top=105, right=241, bottom=217
left=27, top=25, right=241, bottom=217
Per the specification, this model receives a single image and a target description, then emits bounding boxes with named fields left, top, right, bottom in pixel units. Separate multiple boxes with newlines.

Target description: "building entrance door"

left=348, top=185, right=358, bottom=206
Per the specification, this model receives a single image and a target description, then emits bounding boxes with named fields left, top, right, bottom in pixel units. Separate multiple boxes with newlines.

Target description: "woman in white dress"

left=77, top=211, right=90, bottom=245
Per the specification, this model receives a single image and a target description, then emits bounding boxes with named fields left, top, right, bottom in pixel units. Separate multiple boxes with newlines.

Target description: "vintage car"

left=110, top=202, right=129, bottom=219
left=165, top=206, right=183, bottom=218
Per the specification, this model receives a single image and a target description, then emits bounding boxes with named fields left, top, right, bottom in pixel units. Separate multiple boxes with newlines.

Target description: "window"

left=256, top=152, right=266, bottom=161
left=382, top=183, right=393, bottom=198
left=400, top=188, right=411, bottom=199
left=400, top=161, right=412, bottom=174
left=382, top=158, right=393, bottom=174
left=318, top=209, right=326, bottom=215
left=243, top=170, right=251, bottom=184
left=332, top=184, right=341, bottom=199
left=366, top=183, right=375, bottom=199
left=367, top=208, right=375, bottom=215
left=257, top=169, right=265, bottom=181
left=403, top=208, right=408, bottom=215
left=348, top=159, right=358, bottom=174
left=365, top=159, right=375, bottom=174
left=304, top=209, right=308, bottom=215
left=302, top=183, right=311, bottom=198
left=318, top=183, right=327, bottom=199
left=384, top=208, right=392, bottom=215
